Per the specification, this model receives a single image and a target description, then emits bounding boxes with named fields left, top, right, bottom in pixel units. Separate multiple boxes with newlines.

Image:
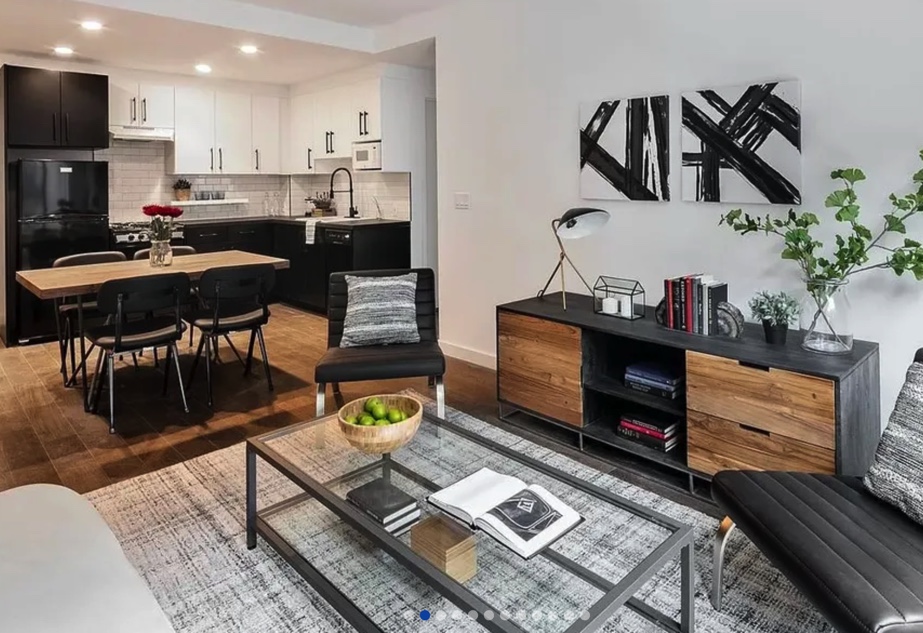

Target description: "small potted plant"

left=172, top=178, right=192, bottom=201
left=748, top=291, right=800, bottom=345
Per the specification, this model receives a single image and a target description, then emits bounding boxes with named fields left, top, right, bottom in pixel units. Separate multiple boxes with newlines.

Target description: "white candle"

left=602, top=297, right=618, bottom=315
left=619, top=297, right=634, bottom=318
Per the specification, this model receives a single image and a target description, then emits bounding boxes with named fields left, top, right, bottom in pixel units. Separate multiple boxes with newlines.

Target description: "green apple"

left=364, top=397, right=383, bottom=414
left=359, top=415, right=376, bottom=426
left=374, top=418, right=390, bottom=426
left=387, top=408, right=403, bottom=424
left=345, top=415, right=358, bottom=425
left=371, top=403, right=389, bottom=420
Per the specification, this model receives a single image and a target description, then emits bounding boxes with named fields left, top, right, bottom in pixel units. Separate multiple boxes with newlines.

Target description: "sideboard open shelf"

left=496, top=292, right=881, bottom=502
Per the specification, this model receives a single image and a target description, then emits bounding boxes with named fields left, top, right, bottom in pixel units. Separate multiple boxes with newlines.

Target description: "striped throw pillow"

left=864, top=361, right=923, bottom=526
left=340, top=273, right=421, bottom=348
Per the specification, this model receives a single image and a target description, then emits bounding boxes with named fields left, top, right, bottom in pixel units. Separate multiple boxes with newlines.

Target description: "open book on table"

left=428, top=468, right=582, bottom=559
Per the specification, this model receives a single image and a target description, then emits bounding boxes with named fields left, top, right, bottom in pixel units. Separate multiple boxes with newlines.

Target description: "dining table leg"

left=78, top=296, right=90, bottom=412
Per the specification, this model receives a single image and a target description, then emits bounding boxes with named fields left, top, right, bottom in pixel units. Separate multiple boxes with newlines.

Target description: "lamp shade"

left=555, top=207, right=610, bottom=240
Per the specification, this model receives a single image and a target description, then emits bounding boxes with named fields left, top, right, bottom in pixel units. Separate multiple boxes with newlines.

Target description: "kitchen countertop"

left=176, top=216, right=408, bottom=227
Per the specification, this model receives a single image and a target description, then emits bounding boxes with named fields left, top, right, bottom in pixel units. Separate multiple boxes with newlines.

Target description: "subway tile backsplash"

left=97, top=140, right=410, bottom=224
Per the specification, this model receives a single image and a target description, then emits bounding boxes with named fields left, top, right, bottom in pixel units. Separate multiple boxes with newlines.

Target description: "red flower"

left=142, top=204, right=162, bottom=217
left=161, top=206, right=184, bottom=218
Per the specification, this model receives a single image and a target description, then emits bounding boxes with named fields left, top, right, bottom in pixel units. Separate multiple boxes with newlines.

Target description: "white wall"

left=379, top=0, right=923, bottom=425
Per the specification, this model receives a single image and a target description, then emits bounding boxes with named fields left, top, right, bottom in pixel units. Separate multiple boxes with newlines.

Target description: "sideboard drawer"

left=686, top=351, right=836, bottom=450
left=498, top=311, right=583, bottom=427
left=688, top=410, right=836, bottom=476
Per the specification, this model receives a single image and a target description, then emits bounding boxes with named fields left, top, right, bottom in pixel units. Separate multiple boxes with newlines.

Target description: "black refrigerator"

left=13, top=159, right=109, bottom=342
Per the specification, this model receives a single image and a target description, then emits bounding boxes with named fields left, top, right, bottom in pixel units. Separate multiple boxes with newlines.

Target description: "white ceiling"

left=236, top=0, right=456, bottom=27
left=0, top=0, right=435, bottom=84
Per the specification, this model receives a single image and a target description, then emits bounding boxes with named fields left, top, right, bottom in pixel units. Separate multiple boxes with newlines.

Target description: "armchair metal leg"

left=204, top=335, right=214, bottom=408
left=186, top=333, right=205, bottom=390
left=711, top=516, right=736, bottom=611
left=171, top=342, right=190, bottom=413
left=88, top=348, right=105, bottom=413
left=162, top=343, right=172, bottom=396
left=316, top=383, right=326, bottom=417
left=435, top=375, right=446, bottom=419
left=244, top=329, right=256, bottom=377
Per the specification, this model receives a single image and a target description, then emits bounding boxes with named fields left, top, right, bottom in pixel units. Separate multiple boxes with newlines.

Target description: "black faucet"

left=329, top=167, right=358, bottom=218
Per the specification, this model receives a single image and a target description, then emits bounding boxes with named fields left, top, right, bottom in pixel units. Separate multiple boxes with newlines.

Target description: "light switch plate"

left=454, top=192, right=470, bottom=210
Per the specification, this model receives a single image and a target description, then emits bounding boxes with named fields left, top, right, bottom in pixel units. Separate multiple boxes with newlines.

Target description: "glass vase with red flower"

left=142, top=205, right=184, bottom=267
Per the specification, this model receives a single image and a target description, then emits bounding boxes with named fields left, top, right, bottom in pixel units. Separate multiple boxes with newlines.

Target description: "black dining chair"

left=133, top=245, right=199, bottom=348
left=132, top=246, right=197, bottom=261
left=52, top=251, right=128, bottom=387
left=186, top=264, right=275, bottom=408
left=86, top=273, right=191, bottom=434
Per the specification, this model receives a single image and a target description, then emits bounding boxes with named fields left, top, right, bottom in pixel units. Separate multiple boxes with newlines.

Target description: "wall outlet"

left=454, top=192, right=471, bottom=210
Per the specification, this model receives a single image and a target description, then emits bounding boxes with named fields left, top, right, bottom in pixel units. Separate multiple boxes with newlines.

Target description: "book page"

left=476, top=485, right=581, bottom=559
left=428, top=468, right=525, bottom=526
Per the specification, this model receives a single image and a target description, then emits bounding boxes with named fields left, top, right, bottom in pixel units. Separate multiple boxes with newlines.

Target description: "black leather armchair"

left=314, top=269, right=445, bottom=418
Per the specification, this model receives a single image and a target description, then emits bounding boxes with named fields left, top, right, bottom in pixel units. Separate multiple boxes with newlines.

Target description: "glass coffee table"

left=246, top=410, right=695, bottom=633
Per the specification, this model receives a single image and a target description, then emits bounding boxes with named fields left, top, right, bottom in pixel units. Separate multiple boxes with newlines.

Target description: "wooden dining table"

left=16, top=250, right=291, bottom=411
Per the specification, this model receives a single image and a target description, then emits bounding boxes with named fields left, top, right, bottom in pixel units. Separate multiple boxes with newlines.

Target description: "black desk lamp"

left=538, top=207, right=610, bottom=310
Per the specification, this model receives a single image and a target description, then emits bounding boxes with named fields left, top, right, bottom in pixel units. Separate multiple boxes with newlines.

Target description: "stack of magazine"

left=428, top=468, right=582, bottom=559
left=346, top=479, right=422, bottom=537
left=617, top=413, right=682, bottom=453
left=624, top=362, right=684, bottom=401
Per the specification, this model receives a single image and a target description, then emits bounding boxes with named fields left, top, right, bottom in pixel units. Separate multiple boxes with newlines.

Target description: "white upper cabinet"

left=314, top=85, right=354, bottom=159
left=214, top=92, right=252, bottom=174
left=251, top=95, right=281, bottom=174
left=138, top=84, right=175, bottom=128
left=109, top=80, right=174, bottom=128
left=289, top=93, right=316, bottom=173
left=351, top=78, right=381, bottom=142
left=171, top=86, right=215, bottom=174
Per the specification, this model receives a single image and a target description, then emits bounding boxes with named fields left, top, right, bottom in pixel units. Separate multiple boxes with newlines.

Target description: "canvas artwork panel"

left=580, top=95, right=670, bottom=201
left=682, top=80, right=802, bottom=204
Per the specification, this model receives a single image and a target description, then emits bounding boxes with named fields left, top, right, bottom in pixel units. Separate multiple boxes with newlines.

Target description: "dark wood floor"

left=0, top=304, right=715, bottom=515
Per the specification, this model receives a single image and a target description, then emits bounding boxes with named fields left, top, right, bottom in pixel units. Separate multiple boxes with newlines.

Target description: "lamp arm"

left=559, top=242, right=595, bottom=295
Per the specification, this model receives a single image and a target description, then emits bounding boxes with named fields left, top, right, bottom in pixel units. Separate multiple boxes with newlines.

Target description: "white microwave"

left=352, top=141, right=382, bottom=171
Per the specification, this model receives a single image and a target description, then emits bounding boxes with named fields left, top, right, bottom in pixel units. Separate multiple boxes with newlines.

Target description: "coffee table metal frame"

left=246, top=411, right=695, bottom=633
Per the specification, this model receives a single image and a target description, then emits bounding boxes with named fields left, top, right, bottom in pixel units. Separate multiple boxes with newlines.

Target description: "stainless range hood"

left=109, top=126, right=174, bottom=142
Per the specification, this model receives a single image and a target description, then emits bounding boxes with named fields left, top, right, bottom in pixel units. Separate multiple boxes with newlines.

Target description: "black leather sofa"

left=314, top=268, right=445, bottom=417
left=711, top=470, right=923, bottom=632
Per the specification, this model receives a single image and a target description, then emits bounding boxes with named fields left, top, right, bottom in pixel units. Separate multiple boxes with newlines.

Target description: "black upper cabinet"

left=5, top=67, right=60, bottom=147
left=60, top=72, right=109, bottom=149
left=4, top=65, right=109, bottom=149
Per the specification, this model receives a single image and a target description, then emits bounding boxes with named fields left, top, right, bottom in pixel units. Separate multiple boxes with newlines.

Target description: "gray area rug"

left=86, top=394, right=832, bottom=632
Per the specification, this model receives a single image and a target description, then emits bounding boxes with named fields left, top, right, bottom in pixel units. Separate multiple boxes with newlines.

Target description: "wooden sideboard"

left=496, top=293, right=881, bottom=496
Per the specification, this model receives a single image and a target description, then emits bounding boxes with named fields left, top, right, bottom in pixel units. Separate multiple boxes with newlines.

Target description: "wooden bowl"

left=338, top=394, right=423, bottom=454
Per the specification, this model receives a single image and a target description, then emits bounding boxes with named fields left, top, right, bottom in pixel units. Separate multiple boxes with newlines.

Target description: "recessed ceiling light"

left=239, top=44, right=259, bottom=55
left=195, top=63, right=212, bottom=74
left=53, top=46, right=74, bottom=56
left=80, top=20, right=103, bottom=31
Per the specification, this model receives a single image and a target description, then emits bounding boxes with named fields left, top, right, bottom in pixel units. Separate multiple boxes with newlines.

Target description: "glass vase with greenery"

left=720, top=151, right=923, bottom=354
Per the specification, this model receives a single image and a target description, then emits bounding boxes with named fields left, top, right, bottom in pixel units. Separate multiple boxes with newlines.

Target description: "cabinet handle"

left=363, top=111, right=369, bottom=135
left=52, top=114, right=57, bottom=142
left=738, top=360, right=770, bottom=372
left=307, top=148, right=312, bottom=170
left=329, top=131, right=335, bottom=154
left=199, top=233, right=219, bottom=238
left=358, top=111, right=363, bottom=136
left=210, top=148, right=214, bottom=171
left=739, top=423, right=772, bottom=437
left=131, top=97, right=137, bottom=122
left=64, top=114, right=69, bottom=143
left=219, top=148, right=223, bottom=171
left=238, top=230, right=256, bottom=235
left=142, top=98, right=147, bottom=123
left=255, top=149, right=260, bottom=171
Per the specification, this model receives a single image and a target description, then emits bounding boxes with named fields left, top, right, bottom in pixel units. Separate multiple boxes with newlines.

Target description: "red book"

left=620, top=419, right=671, bottom=441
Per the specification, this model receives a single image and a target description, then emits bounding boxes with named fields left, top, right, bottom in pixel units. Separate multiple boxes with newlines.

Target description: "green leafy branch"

left=719, top=151, right=923, bottom=281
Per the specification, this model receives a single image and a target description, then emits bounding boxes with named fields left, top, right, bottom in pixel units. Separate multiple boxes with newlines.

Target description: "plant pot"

left=149, top=240, right=173, bottom=268
left=174, top=189, right=191, bottom=202
left=762, top=321, right=788, bottom=345
left=801, top=278, right=853, bottom=354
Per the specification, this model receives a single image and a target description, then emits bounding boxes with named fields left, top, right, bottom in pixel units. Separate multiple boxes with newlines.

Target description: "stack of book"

left=617, top=414, right=682, bottom=453
left=624, top=362, right=684, bottom=400
left=346, top=478, right=422, bottom=537
left=663, top=274, right=727, bottom=335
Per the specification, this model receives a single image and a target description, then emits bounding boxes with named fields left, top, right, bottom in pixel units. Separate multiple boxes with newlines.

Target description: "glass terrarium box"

left=594, top=277, right=645, bottom=320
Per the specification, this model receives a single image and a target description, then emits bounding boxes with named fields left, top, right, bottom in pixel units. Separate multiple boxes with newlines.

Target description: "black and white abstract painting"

left=580, top=95, right=670, bottom=201
left=682, top=81, right=802, bottom=204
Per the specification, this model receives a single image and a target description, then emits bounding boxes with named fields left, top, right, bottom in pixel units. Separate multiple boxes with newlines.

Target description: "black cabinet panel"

left=4, top=66, right=109, bottom=149
left=60, top=72, right=109, bottom=149
left=5, top=66, right=60, bottom=147
left=230, top=224, right=272, bottom=255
